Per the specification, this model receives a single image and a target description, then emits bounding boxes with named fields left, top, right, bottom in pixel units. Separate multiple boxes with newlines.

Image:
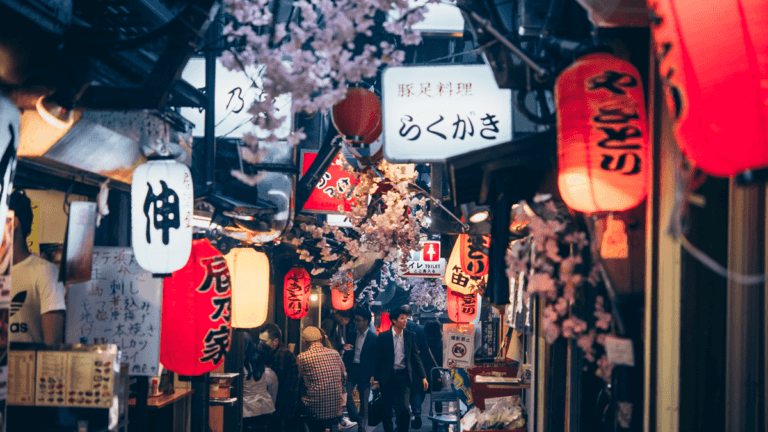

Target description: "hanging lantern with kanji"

left=225, top=248, right=270, bottom=328
left=131, top=156, right=193, bottom=276
left=161, top=239, right=231, bottom=376
left=446, top=287, right=479, bottom=323
left=284, top=267, right=311, bottom=319
left=332, top=87, right=382, bottom=147
left=554, top=52, right=648, bottom=215
left=650, top=0, right=768, bottom=177
left=460, top=234, right=490, bottom=278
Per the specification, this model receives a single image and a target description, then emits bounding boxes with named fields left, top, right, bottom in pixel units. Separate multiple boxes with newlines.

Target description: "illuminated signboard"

left=300, top=151, right=357, bottom=214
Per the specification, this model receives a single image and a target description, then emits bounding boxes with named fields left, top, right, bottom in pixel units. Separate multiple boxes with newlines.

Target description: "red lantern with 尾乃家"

left=332, top=87, right=382, bottom=146
left=284, top=267, right=311, bottom=319
left=447, top=287, right=479, bottom=323
left=649, top=0, right=768, bottom=177
left=161, top=239, right=231, bottom=376
left=554, top=52, right=648, bottom=215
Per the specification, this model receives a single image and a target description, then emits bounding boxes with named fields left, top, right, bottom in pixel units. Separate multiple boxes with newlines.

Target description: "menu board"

left=65, top=247, right=162, bottom=376
left=7, top=351, right=35, bottom=406
left=35, top=347, right=118, bottom=408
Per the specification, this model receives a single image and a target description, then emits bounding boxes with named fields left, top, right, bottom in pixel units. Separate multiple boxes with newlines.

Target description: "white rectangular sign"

left=382, top=64, right=513, bottom=163
left=397, top=240, right=446, bottom=278
left=66, top=247, right=162, bottom=376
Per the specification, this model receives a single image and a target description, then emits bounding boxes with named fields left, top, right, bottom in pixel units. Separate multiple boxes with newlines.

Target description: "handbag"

left=367, top=388, right=383, bottom=427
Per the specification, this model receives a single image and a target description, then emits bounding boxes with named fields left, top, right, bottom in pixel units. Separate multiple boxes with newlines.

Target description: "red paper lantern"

left=332, top=87, right=382, bottom=146
left=161, top=239, right=231, bottom=376
left=447, top=287, right=479, bottom=323
left=284, top=267, right=311, bottom=319
left=378, top=312, right=392, bottom=333
left=332, top=289, right=354, bottom=311
left=649, top=0, right=768, bottom=177
left=460, top=234, right=490, bottom=278
left=555, top=53, right=648, bottom=215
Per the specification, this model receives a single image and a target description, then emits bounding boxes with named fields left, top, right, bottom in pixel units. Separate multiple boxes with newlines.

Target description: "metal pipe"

left=198, top=10, right=220, bottom=200
left=468, top=11, right=548, bottom=81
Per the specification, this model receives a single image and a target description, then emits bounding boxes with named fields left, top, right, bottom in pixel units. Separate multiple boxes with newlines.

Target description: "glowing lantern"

left=460, top=234, right=490, bottom=278
left=131, top=157, right=193, bottom=276
left=225, top=248, right=270, bottom=328
left=650, top=0, right=768, bottom=177
left=161, top=239, right=231, bottom=376
left=332, top=87, right=382, bottom=147
left=0, top=93, right=19, bottom=232
left=446, top=287, right=479, bottom=323
left=554, top=53, right=648, bottom=214
left=284, top=267, right=311, bottom=319
left=379, top=312, right=392, bottom=333
left=332, top=287, right=354, bottom=311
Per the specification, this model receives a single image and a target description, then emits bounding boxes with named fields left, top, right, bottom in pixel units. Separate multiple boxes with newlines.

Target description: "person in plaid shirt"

left=298, top=326, right=347, bottom=432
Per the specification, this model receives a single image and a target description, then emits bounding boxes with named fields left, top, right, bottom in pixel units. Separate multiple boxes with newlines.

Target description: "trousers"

left=380, top=369, right=411, bottom=432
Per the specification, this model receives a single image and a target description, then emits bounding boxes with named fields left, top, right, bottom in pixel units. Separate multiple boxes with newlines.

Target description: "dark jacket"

left=321, top=317, right=347, bottom=355
left=406, top=320, right=431, bottom=374
left=270, top=344, right=299, bottom=417
left=373, top=328, right=427, bottom=388
left=343, top=328, right=378, bottom=384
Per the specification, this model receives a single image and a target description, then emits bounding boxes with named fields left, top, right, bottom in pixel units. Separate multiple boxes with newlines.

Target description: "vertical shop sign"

left=444, top=240, right=487, bottom=294
left=65, top=247, right=162, bottom=376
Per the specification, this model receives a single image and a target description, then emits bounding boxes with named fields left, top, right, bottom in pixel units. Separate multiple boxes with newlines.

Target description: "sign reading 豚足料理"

left=382, top=64, right=513, bottom=163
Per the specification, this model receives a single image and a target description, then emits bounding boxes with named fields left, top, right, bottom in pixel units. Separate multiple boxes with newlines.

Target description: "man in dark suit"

left=373, top=307, right=428, bottom=432
left=402, top=305, right=431, bottom=429
left=342, top=306, right=378, bottom=430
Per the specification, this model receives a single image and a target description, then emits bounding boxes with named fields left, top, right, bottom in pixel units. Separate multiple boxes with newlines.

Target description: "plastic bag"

left=460, top=406, right=482, bottom=431
left=475, top=395, right=525, bottom=430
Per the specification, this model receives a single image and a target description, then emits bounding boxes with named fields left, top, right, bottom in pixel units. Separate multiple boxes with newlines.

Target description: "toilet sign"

left=422, top=241, right=440, bottom=262
left=398, top=239, right=445, bottom=278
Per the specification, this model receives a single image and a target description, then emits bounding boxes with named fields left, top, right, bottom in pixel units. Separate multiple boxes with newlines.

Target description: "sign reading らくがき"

left=382, top=64, right=512, bottom=163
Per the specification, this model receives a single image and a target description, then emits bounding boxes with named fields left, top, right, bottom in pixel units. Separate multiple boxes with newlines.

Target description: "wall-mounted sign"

left=382, top=64, right=513, bottom=163
left=300, top=151, right=357, bottom=214
left=180, top=59, right=292, bottom=139
left=398, top=240, right=446, bottom=278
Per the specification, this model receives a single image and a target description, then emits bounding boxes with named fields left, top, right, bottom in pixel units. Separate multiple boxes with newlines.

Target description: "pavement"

left=335, top=393, right=442, bottom=432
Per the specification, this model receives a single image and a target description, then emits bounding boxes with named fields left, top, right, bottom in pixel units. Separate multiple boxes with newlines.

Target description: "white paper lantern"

left=225, top=248, right=270, bottom=328
left=0, top=93, right=19, bottom=233
left=131, top=158, right=193, bottom=276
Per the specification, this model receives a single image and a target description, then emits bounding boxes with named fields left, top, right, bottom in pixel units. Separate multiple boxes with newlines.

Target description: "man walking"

left=342, top=307, right=377, bottom=430
left=373, top=307, right=428, bottom=432
left=402, top=305, right=430, bottom=429
left=297, top=326, right=347, bottom=432
left=258, top=324, right=299, bottom=432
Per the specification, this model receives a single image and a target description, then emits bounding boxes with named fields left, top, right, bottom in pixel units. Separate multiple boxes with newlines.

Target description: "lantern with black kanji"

left=650, top=0, right=768, bottom=177
left=284, top=267, right=311, bottom=319
left=161, top=239, right=231, bottom=376
left=460, top=234, right=490, bottom=278
left=0, top=93, right=19, bottom=232
left=225, top=248, right=269, bottom=328
left=446, top=287, right=479, bottom=323
left=131, top=156, right=193, bottom=276
left=554, top=53, right=648, bottom=215
left=332, top=87, right=382, bottom=147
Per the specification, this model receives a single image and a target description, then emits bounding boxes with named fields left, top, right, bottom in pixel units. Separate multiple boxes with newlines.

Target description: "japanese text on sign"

left=383, top=64, right=512, bottom=163
left=65, top=247, right=162, bottom=376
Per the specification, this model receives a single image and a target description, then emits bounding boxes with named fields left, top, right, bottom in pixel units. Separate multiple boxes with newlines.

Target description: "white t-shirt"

left=10, top=255, right=66, bottom=343
left=242, top=366, right=278, bottom=418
